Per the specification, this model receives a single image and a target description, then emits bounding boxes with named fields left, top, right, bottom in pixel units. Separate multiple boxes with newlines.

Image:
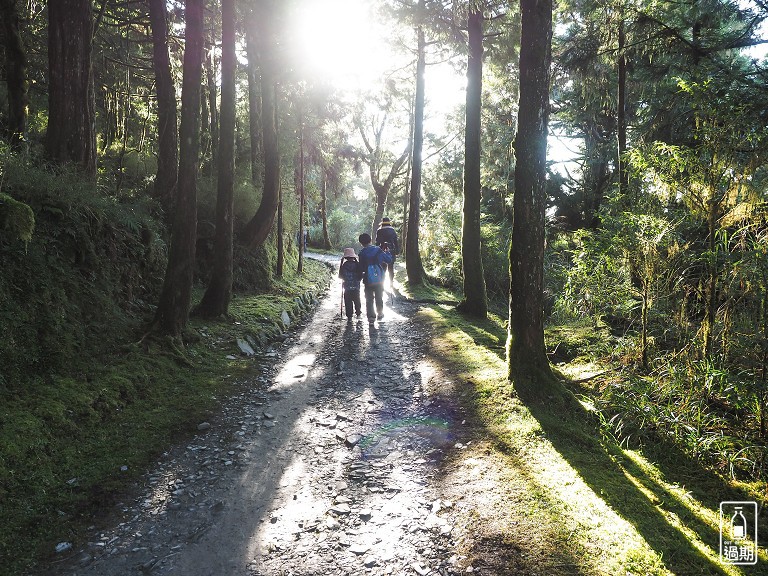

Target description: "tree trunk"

left=276, top=194, right=284, bottom=278
left=371, top=182, right=387, bottom=240
left=583, top=127, right=609, bottom=228
left=297, top=113, right=305, bottom=274
left=401, top=173, right=410, bottom=254
left=200, top=76, right=210, bottom=159
left=148, top=0, right=178, bottom=213
left=458, top=7, right=488, bottom=318
left=115, top=67, right=131, bottom=194
left=406, top=1, right=427, bottom=287
left=245, top=10, right=263, bottom=189
left=358, top=117, right=410, bottom=239
left=401, top=107, right=415, bottom=254
left=195, top=0, right=235, bottom=318
left=1, top=0, right=28, bottom=150
left=102, top=87, right=114, bottom=148
left=508, top=0, right=554, bottom=382
left=153, top=0, right=205, bottom=337
left=617, top=17, right=628, bottom=198
left=205, top=45, right=219, bottom=169
left=243, top=1, right=280, bottom=251
left=321, top=174, right=332, bottom=249
left=46, top=0, right=96, bottom=176
left=369, top=151, right=408, bottom=239
left=244, top=80, right=280, bottom=248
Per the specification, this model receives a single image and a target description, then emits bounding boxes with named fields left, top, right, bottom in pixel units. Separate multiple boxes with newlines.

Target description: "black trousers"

left=343, top=288, right=361, bottom=318
left=364, top=283, right=385, bottom=319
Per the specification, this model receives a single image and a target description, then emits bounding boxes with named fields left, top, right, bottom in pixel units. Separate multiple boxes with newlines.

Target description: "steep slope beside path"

left=44, top=261, right=473, bottom=576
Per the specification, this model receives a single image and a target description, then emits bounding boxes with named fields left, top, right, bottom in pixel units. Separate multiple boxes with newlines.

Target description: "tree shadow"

left=413, top=386, right=597, bottom=574
left=422, top=305, right=767, bottom=575
left=515, top=385, right=757, bottom=574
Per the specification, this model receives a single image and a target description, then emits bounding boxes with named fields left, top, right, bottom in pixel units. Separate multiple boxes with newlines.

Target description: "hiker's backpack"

left=340, top=259, right=360, bottom=290
left=366, top=262, right=384, bottom=285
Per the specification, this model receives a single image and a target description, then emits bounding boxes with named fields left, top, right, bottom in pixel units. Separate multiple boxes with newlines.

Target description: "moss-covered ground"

left=397, top=271, right=767, bottom=575
left=0, top=259, right=332, bottom=575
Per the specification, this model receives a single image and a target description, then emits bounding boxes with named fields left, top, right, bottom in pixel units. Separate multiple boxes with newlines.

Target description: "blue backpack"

left=360, top=245, right=387, bottom=285
left=366, top=262, right=384, bottom=285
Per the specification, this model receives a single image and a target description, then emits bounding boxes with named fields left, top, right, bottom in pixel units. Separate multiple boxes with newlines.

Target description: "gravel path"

left=44, top=255, right=475, bottom=576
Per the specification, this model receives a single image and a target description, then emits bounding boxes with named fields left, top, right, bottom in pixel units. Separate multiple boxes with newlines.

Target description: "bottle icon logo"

left=720, top=501, right=758, bottom=565
left=731, top=507, right=747, bottom=540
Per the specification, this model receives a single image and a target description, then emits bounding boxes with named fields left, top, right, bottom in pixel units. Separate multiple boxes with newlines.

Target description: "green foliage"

left=420, top=191, right=462, bottom=287
left=324, top=205, right=369, bottom=249
left=480, top=220, right=511, bottom=302
left=594, top=359, right=768, bottom=480
left=552, top=228, right=635, bottom=324
left=99, top=143, right=159, bottom=191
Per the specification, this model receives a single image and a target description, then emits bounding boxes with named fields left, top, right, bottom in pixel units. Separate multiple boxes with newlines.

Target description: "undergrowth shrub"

left=233, top=242, right=274, bottom=292
left=420, top=193, right=462, bottom=287
left=418, top=193, right=510, bottom=305
left=99, top=143, right=158, bottom=191
left=480, top=219, right=511, bottom=302
left=553, top=228, right=635, bottom=324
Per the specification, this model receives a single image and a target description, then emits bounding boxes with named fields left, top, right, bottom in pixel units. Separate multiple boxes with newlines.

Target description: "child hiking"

left=338, top=247, right=362, bottom=320
left=357, top=233, right=393, bottom=323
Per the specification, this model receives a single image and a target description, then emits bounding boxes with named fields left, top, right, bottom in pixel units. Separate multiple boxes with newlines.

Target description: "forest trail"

left=42, top=254, right=489, bottom=576
left=38, top=254, right=762, bottom=576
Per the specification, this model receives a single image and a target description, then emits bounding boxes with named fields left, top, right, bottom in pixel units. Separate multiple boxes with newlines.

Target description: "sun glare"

left=292, top=0, right=392, bottom=93
left=291, top=0, right=469, bottom=145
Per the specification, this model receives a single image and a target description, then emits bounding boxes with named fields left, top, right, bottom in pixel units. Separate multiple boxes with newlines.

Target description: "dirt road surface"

left=43, top=255, right=486, bottom=576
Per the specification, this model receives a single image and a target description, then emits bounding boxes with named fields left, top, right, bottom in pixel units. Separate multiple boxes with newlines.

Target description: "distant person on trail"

left=375, top=217, right=399, bottom=285
left=357, top=233, right=393, bottom=323
left=338, top=247, right=362, bottom=320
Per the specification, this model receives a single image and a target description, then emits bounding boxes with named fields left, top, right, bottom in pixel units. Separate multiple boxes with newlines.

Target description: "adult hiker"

left=375, top=217, right=399, bottom=285
left=338, top=247, right=362, bottom=320
left=357, top=233, right=393, bottom=323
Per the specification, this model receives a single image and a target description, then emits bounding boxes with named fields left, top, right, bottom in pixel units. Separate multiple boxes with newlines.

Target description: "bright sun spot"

left=292, top=0, right=392, bottom=93
left=291, top=0, right=470, bottom=148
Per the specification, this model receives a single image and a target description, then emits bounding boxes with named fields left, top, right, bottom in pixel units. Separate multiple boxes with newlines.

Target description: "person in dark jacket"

left=338, top=247, right=361, bottom=320
left=375, top=217, right=399, bottom=285
left=357, top=233, right=393, bottom=323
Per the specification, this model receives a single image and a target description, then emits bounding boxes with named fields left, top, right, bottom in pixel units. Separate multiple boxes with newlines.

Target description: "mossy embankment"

left=0, top=157, right=333, bottom=574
